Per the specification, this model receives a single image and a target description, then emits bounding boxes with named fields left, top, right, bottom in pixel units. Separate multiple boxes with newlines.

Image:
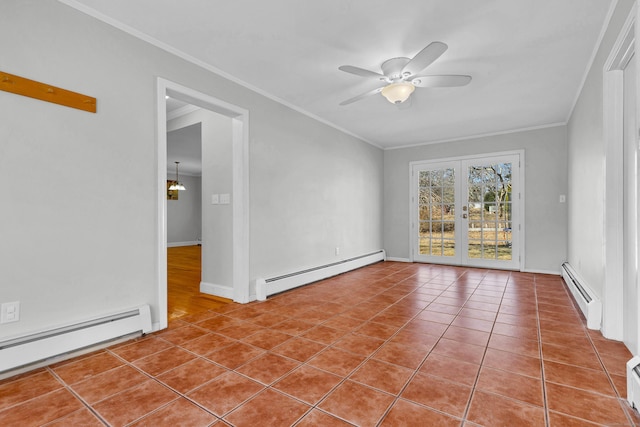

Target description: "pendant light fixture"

left=168, top=161, right=186, bottom=191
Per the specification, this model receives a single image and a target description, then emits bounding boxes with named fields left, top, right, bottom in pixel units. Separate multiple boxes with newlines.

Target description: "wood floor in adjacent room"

left=167, top=245, right=230, bottom=321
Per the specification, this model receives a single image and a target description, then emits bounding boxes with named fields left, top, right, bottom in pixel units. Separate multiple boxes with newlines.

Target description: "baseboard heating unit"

left=628, top=356, right=640, bottom=409
left=255, top=250, right=386, bottom=301
left=0, top=305, right=152, bottom=373
left=561, top=262, right=602, bottom=330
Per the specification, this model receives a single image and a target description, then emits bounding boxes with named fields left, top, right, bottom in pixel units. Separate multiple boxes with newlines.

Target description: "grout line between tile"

left=534, top=275, right=551, bottom=427
left=45, top=366, right=111, bottom=426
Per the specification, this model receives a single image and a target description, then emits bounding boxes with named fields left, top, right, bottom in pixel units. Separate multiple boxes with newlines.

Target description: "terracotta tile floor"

left=2, top=262, right=640, bottom=426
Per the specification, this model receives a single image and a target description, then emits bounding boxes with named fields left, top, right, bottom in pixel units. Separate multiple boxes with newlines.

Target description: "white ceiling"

left=63, top=0, right=614, bottom=149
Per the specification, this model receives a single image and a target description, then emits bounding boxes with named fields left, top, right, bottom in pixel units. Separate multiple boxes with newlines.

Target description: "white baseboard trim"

left=522, top=268, right=561, bottom=275
left=255, top=250, right=386, bottom=301
left=200, top=281, right=233, bottom=300
left=386, top=257, right=411, bottom=263
left=167, top=241, right=200, bottom=248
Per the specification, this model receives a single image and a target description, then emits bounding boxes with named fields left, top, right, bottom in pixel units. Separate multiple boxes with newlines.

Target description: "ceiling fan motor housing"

left=381, top=57, right=411, bottom=81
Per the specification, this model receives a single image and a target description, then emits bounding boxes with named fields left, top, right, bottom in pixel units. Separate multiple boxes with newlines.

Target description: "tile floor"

left=2, top=262, right=640, bottom=426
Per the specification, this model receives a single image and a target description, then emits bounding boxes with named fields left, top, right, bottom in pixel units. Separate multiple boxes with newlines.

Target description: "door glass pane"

left=443, top=240, right=455, bottom=256
left=423, top=236, right=432, bottom=255
left=432, top=205, right=443, bottom=220
left=431, top=169, right=443, bottom=186
left=483, top=245, right=497, bottom=259
left=468, top=240, right=482, bottom=258
left=431, top=236, right=443, bottom=256
left=467, top=163, right=512, bottom=261
left=418, top=168, right=455, bottom=257
left=419, top=205, right=430, bottom=221
left=419, top=221, right=429, bottom=255
left=443, top=204, right=455, bottom=220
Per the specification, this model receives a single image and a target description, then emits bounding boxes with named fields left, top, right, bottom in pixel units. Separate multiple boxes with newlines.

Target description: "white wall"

left=0, top=0, right=383, bottom=338
left=250, top=110, right=384, bottom=282
left=567, top=0, right=635, bottom=299
left=384, top=125, right=568, bottom=273
left=167, top=174, right=201, bottom=245
left=201, top=112, right=233, bottom=288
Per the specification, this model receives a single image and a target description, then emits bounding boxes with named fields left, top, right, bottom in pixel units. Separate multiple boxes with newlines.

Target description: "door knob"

left=462, top=213, right=468, bottom=219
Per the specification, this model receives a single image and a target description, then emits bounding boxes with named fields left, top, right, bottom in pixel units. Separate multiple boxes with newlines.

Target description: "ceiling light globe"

left=381, top=82, right=415, bottom=104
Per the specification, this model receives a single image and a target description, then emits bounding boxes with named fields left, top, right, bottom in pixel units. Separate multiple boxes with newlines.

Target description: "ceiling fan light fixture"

left=381, top=82, right=415, bottom=104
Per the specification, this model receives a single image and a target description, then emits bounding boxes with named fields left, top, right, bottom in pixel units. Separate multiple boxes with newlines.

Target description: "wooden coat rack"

left=0, top=70, right=96, bottom=113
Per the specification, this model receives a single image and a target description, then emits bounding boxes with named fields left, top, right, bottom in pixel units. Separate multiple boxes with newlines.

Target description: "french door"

left=411, top=153, right=521, bottom=270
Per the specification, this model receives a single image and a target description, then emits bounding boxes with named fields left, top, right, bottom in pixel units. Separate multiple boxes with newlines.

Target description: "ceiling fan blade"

left=411, top=75, right=472, bottom=88
left=339, top=87, right=384, bottom=106
left=402, top=42, right=448, bottom=76
left=338, top=65, right=386, bottom=80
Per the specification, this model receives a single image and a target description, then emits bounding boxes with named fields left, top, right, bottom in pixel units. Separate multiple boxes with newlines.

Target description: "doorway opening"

left=157, top=78, right=249, bottom=330
left=166, top=116, right=225, bottom=320
left=167, top=119, right=203, bottom=320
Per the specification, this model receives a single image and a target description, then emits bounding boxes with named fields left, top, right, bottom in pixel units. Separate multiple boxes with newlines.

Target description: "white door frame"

left=603, top=4, right=636, bottom=341
left=409, top=150, right=525, bottom=271
left=156, top=78, right=250, bottom=330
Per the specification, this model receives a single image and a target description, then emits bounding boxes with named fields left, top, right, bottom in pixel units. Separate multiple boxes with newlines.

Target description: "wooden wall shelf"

left=0, top=70, right=96, bottom=113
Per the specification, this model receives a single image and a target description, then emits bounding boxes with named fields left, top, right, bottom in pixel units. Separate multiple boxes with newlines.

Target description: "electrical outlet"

left=1, top=301, right=20, bottom=323
left=335, top=247, right=340, bottom=256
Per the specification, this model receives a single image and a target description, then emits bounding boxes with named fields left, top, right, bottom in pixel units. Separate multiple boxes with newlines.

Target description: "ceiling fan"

left=338, top=42, right=471, bottom=106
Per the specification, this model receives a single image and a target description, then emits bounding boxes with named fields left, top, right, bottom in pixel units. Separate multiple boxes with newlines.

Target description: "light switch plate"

left=220, top=193, right=231, bottom=204
left=1, top=301, right=20, bottom=323
left=211, top=194, right=219, bottom=204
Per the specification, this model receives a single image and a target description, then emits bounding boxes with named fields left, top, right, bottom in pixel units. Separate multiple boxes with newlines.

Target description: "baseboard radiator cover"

left=628, top=356, right=640, bottom=410
left=255, top=250, right=386, bottom=301
left=561, top=262, right=602, bottom=330
left=0, top=305, right=152, bottom=373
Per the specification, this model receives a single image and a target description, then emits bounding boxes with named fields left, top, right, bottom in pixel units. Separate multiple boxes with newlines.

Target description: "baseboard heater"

left=256, top=250, right=386, bottom=301
left=0, top=305, right=152, bottom=373
left=628, top=356, right=640, bottom=409
left=561, top=262, right=602, bottom=330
